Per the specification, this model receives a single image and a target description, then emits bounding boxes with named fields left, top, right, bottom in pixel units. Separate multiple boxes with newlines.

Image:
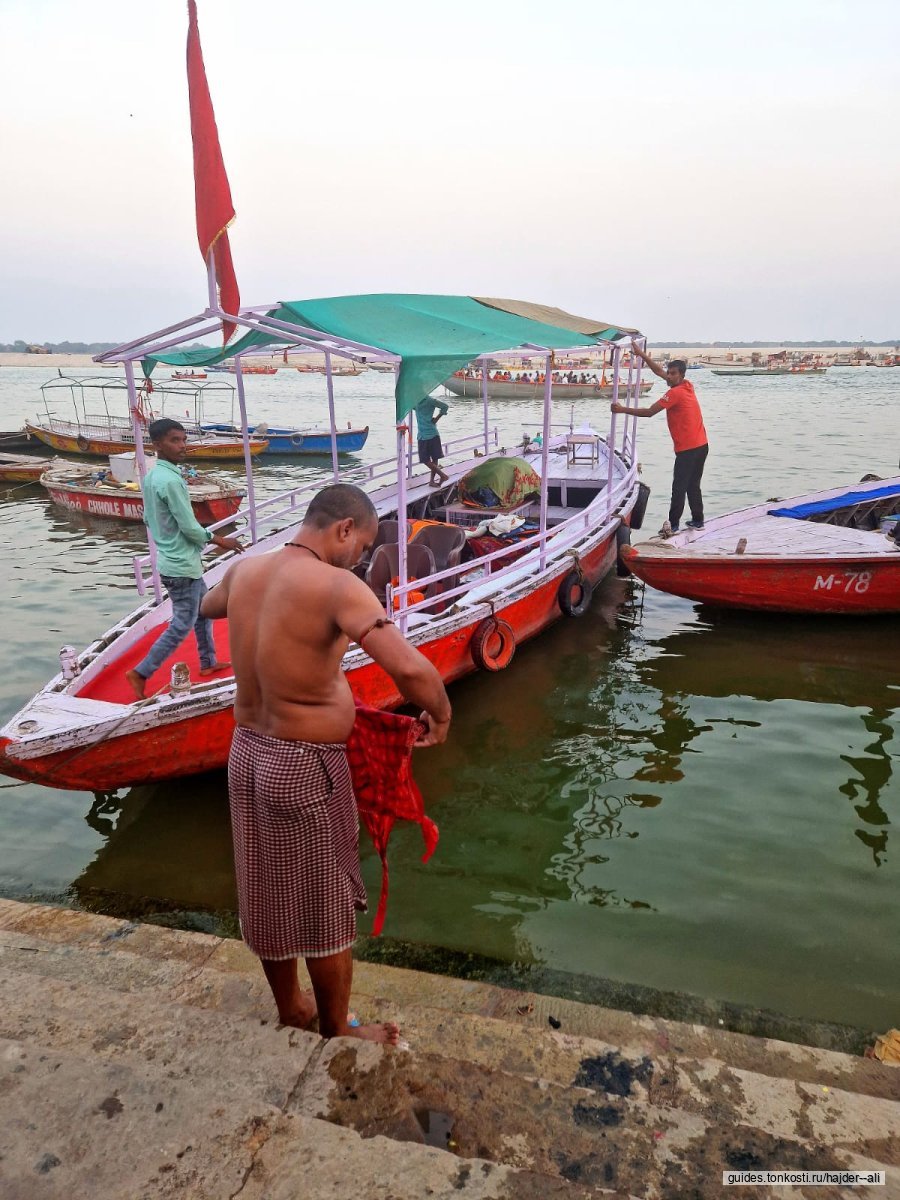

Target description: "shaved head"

left=303, top=483, right=377, bottom=531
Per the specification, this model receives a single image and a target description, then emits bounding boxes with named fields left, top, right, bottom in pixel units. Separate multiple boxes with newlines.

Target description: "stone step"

left=1, top=1036, right=590, bottom=1200
left=2, top=911, right=898, bottom=1198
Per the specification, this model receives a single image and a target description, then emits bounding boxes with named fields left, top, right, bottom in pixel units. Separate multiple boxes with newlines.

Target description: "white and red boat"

left=0, top=12, right=650, bottom=793
left=41, top=460, right=244, bottom=526
left=0, top=295, right=650, bottom=792
left=622, top=476, right=900, bottom=614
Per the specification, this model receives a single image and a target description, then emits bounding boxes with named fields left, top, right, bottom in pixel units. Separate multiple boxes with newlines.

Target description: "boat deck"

left=78, top=624, right=233, bottom=706
left=646, top=515, right=897, bottom=559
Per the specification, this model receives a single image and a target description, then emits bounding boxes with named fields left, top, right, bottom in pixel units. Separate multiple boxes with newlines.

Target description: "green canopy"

left=141, top=294, right=636, bottom=419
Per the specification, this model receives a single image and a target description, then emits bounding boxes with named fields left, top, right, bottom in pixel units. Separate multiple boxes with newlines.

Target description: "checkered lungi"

left=228, top=726, right=367, bottom=960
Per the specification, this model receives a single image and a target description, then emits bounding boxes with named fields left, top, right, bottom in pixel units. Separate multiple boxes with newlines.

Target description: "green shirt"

left=141, top=459, right=212, bottom=579
left=415, top=397, right=449, bottom=441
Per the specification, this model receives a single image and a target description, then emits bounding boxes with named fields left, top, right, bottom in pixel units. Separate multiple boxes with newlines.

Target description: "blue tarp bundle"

left=770, top=484, right=900, bottom=519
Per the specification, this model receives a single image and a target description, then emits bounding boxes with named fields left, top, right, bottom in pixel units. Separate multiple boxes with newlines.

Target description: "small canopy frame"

left=95, top=291, right=644, bottom=614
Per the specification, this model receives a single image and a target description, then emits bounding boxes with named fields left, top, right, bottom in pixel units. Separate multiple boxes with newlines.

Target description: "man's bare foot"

left=345, top=1021, right=401, bottom=1045
left=125, top=669, right=146, bottom=700
left=199, top=660, right=232, bottom=676
left=277, top=989, right=318, bottom=1030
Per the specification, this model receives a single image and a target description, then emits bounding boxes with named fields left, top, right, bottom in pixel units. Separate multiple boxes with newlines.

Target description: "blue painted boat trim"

left=201, top=423, right=369, bottom=455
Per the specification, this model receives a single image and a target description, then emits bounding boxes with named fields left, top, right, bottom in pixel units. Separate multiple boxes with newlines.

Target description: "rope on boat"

left=562, top=548, right=586, bottom=582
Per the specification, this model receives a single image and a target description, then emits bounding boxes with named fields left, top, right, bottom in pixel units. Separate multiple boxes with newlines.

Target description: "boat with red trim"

left=40, top=459, right=244, bottom=526
left=622, top=475, right=900, bottom=613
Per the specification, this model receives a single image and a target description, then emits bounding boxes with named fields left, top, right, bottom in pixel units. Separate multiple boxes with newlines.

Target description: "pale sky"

left=1, top=0, right=898, bottom=343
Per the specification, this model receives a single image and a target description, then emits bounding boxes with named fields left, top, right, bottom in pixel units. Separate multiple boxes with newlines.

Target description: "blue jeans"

left=135, top=575, right=216, bottom=680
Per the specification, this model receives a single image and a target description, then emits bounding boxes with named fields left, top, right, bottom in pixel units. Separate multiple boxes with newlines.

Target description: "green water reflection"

left=1, top=365, right=898, bottom=1033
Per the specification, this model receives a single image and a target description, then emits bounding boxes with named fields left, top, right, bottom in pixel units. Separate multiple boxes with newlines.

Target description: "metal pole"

left=481, top=360, right=490, bottom=454
left=623, top=352, right=634, bottom=458
left=539, top=355, right=552, bottom=571
left=206, top=250, right=217, bottom=313
left=404, top=363, right=413, bottom=479
left=233, top=356, right=258, bottom=543
left=395, top=421, right=409, bottom=634
left=324, top=351, right=340, bottom=482
left=607, top=345, right=621, bottom=515
left=124, top=359, right=162, bottom=602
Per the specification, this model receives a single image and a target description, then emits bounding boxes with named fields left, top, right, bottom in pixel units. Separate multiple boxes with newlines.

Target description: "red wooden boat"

left=40, top=461, right=244, bottom=526
left=0, top=293, right=652, bottom=792
left=622, top=475, right=900, bottom=614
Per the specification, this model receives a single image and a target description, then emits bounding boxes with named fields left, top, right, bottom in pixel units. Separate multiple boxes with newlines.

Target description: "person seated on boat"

left=124, top=418, right=244, bottom=700
left=611, top=343, right=709, bottom=536
left=198, top=482, right=451, bottom=1043
left=415, top=395, right=450, bottom=487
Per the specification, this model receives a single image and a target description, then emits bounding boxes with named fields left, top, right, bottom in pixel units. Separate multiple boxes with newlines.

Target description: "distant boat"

left=171, top=370, right=208, bottom=380
left=228, top=364, right=277, bottom=375
left=201, top=422, right=369, bottom=456
left=444, top=372, right=652, bottom=400
left=710, top=367, right=826, bottom=377
left=623, top=475, right=900, bottom=614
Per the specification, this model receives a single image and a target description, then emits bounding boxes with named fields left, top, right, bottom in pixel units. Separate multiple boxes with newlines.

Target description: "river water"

left=1, top=363, right=897, bottom=1034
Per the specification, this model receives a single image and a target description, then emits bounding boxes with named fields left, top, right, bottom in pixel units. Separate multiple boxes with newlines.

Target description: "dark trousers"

left=670, top=444, right=709, bottom=527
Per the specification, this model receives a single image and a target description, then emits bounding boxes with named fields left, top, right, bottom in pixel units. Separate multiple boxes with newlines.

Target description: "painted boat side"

left=0, top=534, right=617, bottom=790
left=201, top=423, right=370, bottom=455
left=623, top=546, right=900, bottom=613
left=42, top=481, right=242, bottom=525
left=25, top=424, right=267, bottom=461
left=443, top=377, right=653, bottom=400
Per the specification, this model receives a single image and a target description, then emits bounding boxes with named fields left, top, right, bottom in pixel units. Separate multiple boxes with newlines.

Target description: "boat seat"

left=364, top=543, right=438, bottom=605
left=357, top=518, right=413, bottom=568
left=409, top=522, right=468, bottom=572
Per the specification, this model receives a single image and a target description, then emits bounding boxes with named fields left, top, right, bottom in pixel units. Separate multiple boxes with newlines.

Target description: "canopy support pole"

left=395, top=423, right=409, bottom=633
left=607, top=346, right=621, bottom=515
left=205, top=251, right=217, bottom=313
left=124, top=360, right=162, bottom=603
left=481, top=361, right=490, bottom=454
left=233, top=356, right=259, bottom=543
left=539, top=354, right=552, bottom=571
left=623, top=352, right=634, bottom=460
left=324, top=351, right=340, bottom=482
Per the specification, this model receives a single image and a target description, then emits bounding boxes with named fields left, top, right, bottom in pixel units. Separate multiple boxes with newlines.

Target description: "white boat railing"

left=387, top=456, right=638, bottom=628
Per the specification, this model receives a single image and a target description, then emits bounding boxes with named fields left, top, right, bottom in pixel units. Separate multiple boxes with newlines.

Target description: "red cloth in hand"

left=346, top=703, right=439, bottom=935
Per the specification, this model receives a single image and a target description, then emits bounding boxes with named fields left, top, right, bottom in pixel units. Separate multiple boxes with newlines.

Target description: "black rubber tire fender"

left=628, top=481, right=651, bottom=530
left=558, top=570, right=593, bottom=617
left=470, top=617, right=516, bottom=672
left=616, top=525, right=632, bottom=577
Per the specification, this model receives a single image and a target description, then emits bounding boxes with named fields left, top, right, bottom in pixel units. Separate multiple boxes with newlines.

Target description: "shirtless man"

left=200, top=483, right=451, bottom=1045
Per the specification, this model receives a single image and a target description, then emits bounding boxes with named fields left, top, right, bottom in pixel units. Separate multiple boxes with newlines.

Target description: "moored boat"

left=200, top=421, right=369, bottom=455
left=622, top=475, right=900, bottom=614
left=41, top=460, right=244, bottom=526
left=0, top=453, right=54, bottom=484
left=0, top=294, right=649, bottom=792
left=24, top=419, right=268, bottom=461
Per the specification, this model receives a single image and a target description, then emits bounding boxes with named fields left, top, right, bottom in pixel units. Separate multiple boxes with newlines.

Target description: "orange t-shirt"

left=657, top=379, right=707, bottom=453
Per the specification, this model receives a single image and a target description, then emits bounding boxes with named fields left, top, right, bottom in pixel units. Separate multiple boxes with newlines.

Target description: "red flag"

left=186, top=0, right=239, bottom=343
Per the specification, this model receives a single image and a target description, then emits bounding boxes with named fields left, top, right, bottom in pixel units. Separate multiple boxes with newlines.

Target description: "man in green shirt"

left=415, top=396, right=449, bottom=487
left=125, top=418, right=243, bottom=699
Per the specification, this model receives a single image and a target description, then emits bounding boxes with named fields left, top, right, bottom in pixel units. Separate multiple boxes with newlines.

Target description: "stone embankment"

left=0, top=899, right=897, bottom=1198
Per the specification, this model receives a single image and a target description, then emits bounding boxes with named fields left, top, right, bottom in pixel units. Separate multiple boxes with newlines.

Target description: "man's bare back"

left=224, top=548, right=362, bottom=743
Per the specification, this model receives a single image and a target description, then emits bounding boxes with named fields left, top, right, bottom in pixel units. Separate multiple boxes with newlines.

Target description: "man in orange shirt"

left=611, top=343, right=709, bottom=535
